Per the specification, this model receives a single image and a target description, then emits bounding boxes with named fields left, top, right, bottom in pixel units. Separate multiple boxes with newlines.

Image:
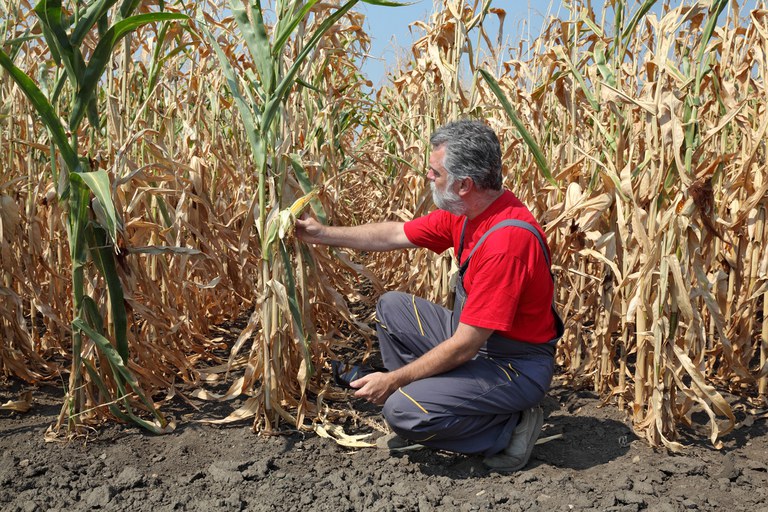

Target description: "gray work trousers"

left=376, top=291, right=555, bottom=456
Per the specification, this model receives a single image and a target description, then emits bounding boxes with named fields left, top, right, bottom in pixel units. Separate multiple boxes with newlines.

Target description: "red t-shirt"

left=403, top=191, right=557, bottom=344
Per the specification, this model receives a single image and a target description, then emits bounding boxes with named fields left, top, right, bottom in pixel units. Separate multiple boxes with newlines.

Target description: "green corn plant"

left=199, top=0, right=405, bottom=431
left=480, top=69, right=557, bottom=186
left=682, top=0, right=729, bottom=179
left=0, top=0, right=187, bottom=433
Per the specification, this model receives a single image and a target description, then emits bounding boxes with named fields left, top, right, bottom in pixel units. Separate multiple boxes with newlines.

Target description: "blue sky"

left=356, top=0, right=760, bottom=87
left=357, top=1, right=555, bottom=86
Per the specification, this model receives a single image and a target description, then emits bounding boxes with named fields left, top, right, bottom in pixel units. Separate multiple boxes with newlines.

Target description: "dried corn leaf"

left=315, top=421, right=375, bottom=448
left=0, top=391, right=32, bottom=413
left=199, top=396, right=261, bottom=425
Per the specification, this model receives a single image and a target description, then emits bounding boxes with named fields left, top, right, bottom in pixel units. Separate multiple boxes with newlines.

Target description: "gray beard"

left=431, top=181, right=467, bottom=216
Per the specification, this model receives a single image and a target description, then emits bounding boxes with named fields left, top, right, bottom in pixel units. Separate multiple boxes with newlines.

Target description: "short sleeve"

left=403, top=210, right=455, bottom=254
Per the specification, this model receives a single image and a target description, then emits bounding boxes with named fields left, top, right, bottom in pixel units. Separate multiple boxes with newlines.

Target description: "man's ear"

left=458, top=177, right=474, bottom=194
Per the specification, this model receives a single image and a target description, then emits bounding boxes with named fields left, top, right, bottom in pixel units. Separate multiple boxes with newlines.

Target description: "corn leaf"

left=146, top=21, right=171, bottom=96
left=695, top=0, right=728, bottom=95
left=0, top=392, right=33, bottom=413
left=70, top=0, right=119, bottom=46
left=231, top=0, right=274, bottom=94
left=479, top=69, right=556, bottom=186
left=81, top=296, right=105, bottom=335
left=119, top=0, right=142, bottom=19
left=361, top=0, right=411, bottom=5
left=83, top=359, right=172, bottom=433
left=70, top=12, right=189, bottom=131
left=272, top=0, right=322, bottom=57
left=201, top=22, right=265, bottom=170
left=290, top=155, right=327, bottom=223
left=553, top=46, right=600, bottom=112
left=87, top=225, right=128, bottom=362
left=621, top=0, right=659, bottom=40
left=126, top=246, right=203, bottom=256
left=67, top=174, right=91, bottom=267
left=261, top=0, right=361, bottom=133
left=73, top=318, right=167, bottom=428
left=71, top=170, right=118, bottom=244
left=0, top=48, right=78, bottom=172
left=279, top=241, right=313, bottom=377
left=33, top=0, right=84, bottom=84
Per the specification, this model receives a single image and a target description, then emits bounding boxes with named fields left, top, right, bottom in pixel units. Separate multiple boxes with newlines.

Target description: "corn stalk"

left=199, top=0, right=403, bottom=431
left=0, top=0, right=186, bottom=433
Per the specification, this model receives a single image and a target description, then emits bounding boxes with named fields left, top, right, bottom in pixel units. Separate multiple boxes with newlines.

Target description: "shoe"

left=376, top=432, right=425, bottom=452
left=483, top=406, right=543, bottom=472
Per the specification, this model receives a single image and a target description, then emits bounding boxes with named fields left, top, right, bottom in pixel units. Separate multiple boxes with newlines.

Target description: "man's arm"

left=295, top=216, right=416, bottom=251
left=350, top=322, right=493, bottom=404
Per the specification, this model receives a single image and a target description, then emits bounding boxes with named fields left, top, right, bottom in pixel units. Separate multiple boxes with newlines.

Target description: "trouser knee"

left=382, top=390, right=441, bottom=440
left=375, top=291, right=408, bottom=327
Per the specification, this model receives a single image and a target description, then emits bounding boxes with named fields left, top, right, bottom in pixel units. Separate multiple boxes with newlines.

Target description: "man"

left=295, top=120, right=563, bottom=471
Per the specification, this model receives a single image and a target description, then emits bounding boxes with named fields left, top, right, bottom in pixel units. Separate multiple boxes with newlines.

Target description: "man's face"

left=428, top=145, right=466, bottom=216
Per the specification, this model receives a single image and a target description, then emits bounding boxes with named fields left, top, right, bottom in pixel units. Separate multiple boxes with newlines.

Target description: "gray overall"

left=377, top=220, right=565, bottom=456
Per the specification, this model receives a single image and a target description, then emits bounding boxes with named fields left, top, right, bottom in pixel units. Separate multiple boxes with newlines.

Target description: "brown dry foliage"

left=1, top=0, right=767, bottom=449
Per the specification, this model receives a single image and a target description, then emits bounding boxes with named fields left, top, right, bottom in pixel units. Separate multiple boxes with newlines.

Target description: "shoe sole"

left=376, top=432, right=425, bottom=452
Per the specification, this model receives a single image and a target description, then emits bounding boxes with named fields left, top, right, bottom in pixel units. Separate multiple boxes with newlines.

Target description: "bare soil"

left=2, top=374, right=768, bottom=512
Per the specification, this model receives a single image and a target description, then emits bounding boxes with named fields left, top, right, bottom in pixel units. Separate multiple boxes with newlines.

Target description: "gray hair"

left=430, top=120, right=502, bottom=191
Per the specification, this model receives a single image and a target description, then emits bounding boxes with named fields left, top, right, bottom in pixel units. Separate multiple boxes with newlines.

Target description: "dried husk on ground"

left=1, top=0, right=767, bottom=449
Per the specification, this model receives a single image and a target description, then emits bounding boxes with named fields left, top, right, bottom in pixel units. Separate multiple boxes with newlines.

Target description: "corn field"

left=1, top=0, right=766, bottom=451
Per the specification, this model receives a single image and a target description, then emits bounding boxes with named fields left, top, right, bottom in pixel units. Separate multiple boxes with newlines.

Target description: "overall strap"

left=458, top=219, right=551, bottom=275
left=456, top=218, right=564, bottom=348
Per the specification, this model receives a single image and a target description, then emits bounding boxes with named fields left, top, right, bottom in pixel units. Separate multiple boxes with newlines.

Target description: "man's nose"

left=427, top=168, right=435, bottom=181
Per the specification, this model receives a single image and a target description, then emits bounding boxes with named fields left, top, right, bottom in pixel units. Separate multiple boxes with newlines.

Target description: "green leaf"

left=71, top=0, right=119, bottom=46
left=296, top=77, right=322, bottom=93
left=279, top=241, right=313, bottom=377
left=579, top=7, right=604, bottom=38
left=86, top=96, right=100, bottom=131
left=272, top=0, right=322, bottom=58
left=261, top=0, right=361, bottom=134
left=230, top=0, right=275, bottom=94
left=119, top=0, right=142, bottom=19
left=82, top=296, right=105, bottom=335
left=72, top=169, right=118, bottom=244
left=0, top=48, right=78, bottom=172
left=34, top=0, right=85, bottom=85
left=594, top=42, right=615, bottom=87
left=695, top=0, right=728, bottom=96
left=73, top=318, right=169, bottom=431
left=87, top=224, right=128, bottom=362
left=82, top=359, right=164, bottom=432
left=553, top=46, right=599, bottom=112
left=70, top=12, right=189, bottom=131
left=200, top=21, right=265, bottom=171
left=290, top=155, right=326, bottom=223
left=621, top=0, right=659, bottom=41
left=67, top=167, right=91, bottom=267
left=146, top=21, right=170, bottom=96
left=479, top=69, right=557, bottom=186
left=51, top=71, right=67, bottom=104
left=361, top=0, right=412, bottom=6
left=3, top=33, right=43, bottom=56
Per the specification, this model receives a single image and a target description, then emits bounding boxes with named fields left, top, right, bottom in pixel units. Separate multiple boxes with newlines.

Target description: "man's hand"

left=350, top=372, right=399, bottom=405
left=351, top=323, right=493, bottom=406
left=294, top=215, right=326, bottom=244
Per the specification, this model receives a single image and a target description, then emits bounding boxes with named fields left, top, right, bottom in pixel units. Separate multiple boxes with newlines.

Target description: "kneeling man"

left=296, top=120, right=564, bottom=471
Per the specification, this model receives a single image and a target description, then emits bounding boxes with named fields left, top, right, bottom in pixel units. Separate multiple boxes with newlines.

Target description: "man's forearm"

left=351, top=323, right=493, bottom=404
left=390, top=323, right=492, bottom=388
left=316, top=222, right=414, bottom=251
